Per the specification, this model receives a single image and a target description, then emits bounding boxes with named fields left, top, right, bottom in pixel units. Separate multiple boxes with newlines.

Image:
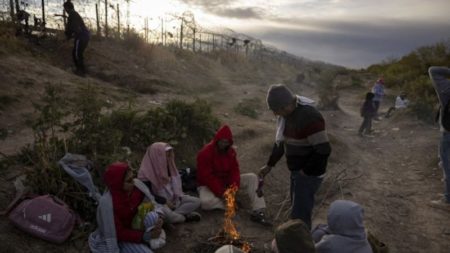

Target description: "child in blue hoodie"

left=358, top=92, right=376, bottom=137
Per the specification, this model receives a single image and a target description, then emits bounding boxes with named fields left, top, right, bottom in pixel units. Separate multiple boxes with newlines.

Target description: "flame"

left=223, top=185, right=239, bottom=240
left=222, top=185, right=251, bottom=253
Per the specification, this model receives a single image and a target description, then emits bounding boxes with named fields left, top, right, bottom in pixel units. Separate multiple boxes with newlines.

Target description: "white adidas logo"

left=38, top=213, right=52, bottom=223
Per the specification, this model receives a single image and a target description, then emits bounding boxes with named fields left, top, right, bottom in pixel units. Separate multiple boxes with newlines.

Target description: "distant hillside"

left=366, top=40, right=450, bottom=121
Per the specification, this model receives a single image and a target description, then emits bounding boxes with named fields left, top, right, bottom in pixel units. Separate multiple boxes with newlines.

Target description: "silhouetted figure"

left=16, top=10, right=30, bottom=36
left=358, top=92, right=376, bottom=137
left=64, top=0, right=90, bottom=76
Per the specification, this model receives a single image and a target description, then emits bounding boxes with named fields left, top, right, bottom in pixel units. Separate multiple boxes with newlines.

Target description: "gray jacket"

left=428, top=66, right=450, bottom=132
left=315, top=200, right=372, bottom=253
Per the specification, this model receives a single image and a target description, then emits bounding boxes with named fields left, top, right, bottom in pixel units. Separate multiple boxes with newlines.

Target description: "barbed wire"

left=0, top=0, right=306, bottom=63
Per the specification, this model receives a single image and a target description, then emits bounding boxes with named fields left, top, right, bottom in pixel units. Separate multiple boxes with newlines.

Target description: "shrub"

left=233, top=98, right=261, bottom=119
left=16, top=84, right=220, bottom=226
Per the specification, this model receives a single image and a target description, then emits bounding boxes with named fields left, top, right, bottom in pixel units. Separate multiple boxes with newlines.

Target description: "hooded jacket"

left=315, top=200, right=372, bottom=253
left=196, top=125, right=240, bottom=197
left=103, top=162, right=144, bottom=243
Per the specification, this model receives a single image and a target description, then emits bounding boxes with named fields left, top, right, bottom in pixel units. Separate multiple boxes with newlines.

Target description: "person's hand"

left=258, top=165, right=272, bottom=178
left=166, top=201, right=175, bottom=210
left=150, top=218, right=164, bottom=238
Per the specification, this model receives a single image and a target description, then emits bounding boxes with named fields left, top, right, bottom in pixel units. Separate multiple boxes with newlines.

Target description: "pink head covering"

left=138, top=142, right=183, bottom=199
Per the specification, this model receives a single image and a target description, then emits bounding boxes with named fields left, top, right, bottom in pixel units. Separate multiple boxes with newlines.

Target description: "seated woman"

left=138, top=142, right=201, bottom=223
left=312, top=200, right=373, bottom=253
left=103, top=162, right=165, bottom=253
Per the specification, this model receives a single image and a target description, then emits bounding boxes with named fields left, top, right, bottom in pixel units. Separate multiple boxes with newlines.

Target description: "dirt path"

left=319, top=87, right=450, bottom=253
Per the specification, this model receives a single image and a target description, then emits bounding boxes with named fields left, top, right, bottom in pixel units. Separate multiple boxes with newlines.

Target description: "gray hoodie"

left=428, top=66, right=450, bottom=132
left=315, top=200, right=372, bottom=253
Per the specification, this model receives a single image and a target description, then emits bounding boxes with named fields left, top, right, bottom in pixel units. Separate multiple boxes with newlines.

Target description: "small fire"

left=222, top=185, right=251, bottom=253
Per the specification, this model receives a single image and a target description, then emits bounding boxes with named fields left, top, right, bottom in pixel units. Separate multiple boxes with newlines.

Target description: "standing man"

left=372, top=77, right=385, bottom=119
left=64, top=0, right=90, bottom=76
left=259, top=84, right=331, bottom=229
left=429, top=66, right=450, bottom=208
left=196, top=125, right=271, bottom=226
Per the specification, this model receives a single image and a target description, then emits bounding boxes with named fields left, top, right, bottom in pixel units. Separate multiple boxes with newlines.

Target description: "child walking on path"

left=359, top=92, right=376, bottom=137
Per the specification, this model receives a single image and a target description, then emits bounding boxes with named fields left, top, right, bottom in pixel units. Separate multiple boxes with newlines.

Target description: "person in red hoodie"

left=196, top=125, right=271, bottom=225
left=104, top=162, right=164, bottom=253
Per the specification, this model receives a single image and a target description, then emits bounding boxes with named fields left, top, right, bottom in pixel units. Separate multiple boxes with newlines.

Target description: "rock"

left=392, top=127, right=400, bottom=131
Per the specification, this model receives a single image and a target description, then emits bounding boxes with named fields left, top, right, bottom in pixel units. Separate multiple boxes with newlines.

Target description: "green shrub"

left=18, top=84, right=220, bottom=225
left=234, top=98, right=261, bottom=119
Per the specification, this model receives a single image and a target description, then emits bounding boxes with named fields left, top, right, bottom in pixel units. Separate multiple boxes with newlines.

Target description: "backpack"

left=8, top=195, right=76, bottom=244
left=179, top=167, right=197, bottom=193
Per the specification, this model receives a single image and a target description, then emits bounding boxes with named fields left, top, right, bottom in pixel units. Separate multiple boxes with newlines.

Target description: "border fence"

left=0, top=0, right=307, bottom=65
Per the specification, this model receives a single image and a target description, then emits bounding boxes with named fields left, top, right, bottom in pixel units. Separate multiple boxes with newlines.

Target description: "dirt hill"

left=0, top=23, right=449, bottom=253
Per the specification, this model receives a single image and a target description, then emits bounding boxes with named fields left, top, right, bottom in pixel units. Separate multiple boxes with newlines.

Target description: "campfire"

left=208, top=185, right=252, bottom=253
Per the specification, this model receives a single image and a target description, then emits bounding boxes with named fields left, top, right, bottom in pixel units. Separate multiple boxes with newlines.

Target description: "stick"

left=274, top=191, right=290, bottom=221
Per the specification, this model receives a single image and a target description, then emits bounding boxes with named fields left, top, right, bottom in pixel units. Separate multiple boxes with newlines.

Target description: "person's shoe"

left=184, top=212, right=201, bottom=222
left=250, top=211, right=272, bottom=226
left=429, top=197, right=450, bottom=211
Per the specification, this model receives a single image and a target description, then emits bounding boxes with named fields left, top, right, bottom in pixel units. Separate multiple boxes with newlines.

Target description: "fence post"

left=179, top=19, right=183, bottom=49
left=9, top=0, right=15, bottom=22
left=95, top=3, right=100, bottom=36
left=104, top=0, right=108, bottom=38
left=199, top=32, right=202, bottom=52
left=160, top=16, right=163, bottom=45
left=117, top=3, right=120, bottom=37
left=41, top=0, right=45, bottom=27
left=192, top=27, right=196, bottom=52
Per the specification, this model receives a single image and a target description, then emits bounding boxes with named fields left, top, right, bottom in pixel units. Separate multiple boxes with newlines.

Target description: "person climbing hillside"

left=63, top=0, right=90, bottom=76
left=258, top=84, right=332, bottom=229
left=428, top=66, right=450, bottom=209
left=359, top=92, right=376, bottom=137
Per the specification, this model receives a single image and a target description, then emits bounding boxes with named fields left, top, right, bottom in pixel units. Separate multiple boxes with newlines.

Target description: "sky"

left=3, top=0, right=448, bottom=68
left=157, top=0, right=450, bottom=68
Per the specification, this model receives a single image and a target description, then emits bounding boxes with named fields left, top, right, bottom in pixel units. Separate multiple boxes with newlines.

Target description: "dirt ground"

left=1, top=35, right=450, bottom=253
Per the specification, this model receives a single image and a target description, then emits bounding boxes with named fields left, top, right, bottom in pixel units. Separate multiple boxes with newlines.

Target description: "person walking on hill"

left=63, top=0, right=90, bottom=76
left=429, top=66, right=450, bottom=208
left=258, top=84, right=332, bottom=229
left=372, top=78, right=385, bottom=119
left=358, top=92, right=376, bottom=137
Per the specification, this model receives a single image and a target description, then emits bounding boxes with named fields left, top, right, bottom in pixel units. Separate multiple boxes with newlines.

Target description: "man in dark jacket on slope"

left=64, top=0, right=90, bottom=76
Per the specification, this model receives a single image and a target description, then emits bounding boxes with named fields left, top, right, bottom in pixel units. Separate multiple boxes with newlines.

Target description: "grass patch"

left=234, top=97, right=261, bottom=119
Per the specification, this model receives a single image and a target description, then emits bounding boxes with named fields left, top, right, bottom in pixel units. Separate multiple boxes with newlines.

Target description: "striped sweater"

left=267, top=104, right=331, bottom=176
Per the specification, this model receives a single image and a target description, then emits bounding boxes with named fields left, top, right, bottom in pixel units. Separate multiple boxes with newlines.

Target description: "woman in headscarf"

left=138, top=142, right=201, bottom=223
left=103, top=162, right=165, bottom=253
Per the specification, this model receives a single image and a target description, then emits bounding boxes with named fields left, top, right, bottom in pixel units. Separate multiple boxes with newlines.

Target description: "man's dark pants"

left=72, top=34, right=89, bottom=73
left=290, top=170, right=323, bottom=229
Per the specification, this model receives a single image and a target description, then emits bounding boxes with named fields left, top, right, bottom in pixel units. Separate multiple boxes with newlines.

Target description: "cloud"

left=209, top=7, right=264, bottom=19
left=242, top=19, right=450, bottom=68
left=179, top=0, right=265, bottom=19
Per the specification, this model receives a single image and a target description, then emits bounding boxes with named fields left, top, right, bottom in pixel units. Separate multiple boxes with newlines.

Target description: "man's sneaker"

left=429, top=197, right=450, bottom=211
left=250, top=211, right=272, bottom=226
left=184, top=212, right=201, bottom=222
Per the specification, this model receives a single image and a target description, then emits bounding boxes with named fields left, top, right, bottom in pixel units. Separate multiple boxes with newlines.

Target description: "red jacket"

left=104, top=162, right=144, bottom=243
left=196, top=125, right=240, bottom=197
